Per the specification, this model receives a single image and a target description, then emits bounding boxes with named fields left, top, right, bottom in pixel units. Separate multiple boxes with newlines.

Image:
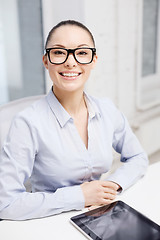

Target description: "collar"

left=83, top=92, right=101, bottom=120
left=46, top=89, right=72, bottom=128
left=46, top=89, right=101, bottom=128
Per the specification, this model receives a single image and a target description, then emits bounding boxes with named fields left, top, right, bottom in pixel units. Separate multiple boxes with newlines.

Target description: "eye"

left=53, top=50, right=65, bottom=55
left=50, top=49, right=66, bottom=56
left=77, top=51, right=88, bottom=55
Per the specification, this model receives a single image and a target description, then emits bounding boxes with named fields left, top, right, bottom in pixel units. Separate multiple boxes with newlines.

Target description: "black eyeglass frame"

left=45, top=47, right=96, bottom=65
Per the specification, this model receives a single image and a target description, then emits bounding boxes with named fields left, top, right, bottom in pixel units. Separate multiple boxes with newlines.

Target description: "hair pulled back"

left=45, top=20, right=95, bottom=49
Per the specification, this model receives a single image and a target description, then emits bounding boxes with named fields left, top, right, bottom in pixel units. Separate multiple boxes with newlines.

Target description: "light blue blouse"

left=0, top=89, right=148, bottom=220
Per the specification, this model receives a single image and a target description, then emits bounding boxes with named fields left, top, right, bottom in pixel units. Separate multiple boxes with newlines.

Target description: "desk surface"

left=1, top=162, right=160, bottom=240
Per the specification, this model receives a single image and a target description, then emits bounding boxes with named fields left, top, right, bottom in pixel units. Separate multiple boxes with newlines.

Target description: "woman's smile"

left=59, top=71, right=82, bottom=80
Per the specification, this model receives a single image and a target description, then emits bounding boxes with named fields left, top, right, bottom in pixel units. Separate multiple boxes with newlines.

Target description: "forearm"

left=0, top=185, right=84, bottom=220
left=106, top=152, right=148, bottom=191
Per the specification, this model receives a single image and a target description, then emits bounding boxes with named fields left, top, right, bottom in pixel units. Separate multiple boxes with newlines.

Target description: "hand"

left=80, top=180, right=119, bottom=207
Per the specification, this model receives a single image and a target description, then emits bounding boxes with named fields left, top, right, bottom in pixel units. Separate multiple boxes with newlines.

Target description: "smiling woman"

left=0, top=20, right=148, bottom=220
left=42, top=21, right=97, bottom=96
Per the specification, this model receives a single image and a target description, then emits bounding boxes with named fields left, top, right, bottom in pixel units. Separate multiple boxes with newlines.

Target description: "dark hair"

left=45, top=20, right=95, bottom=49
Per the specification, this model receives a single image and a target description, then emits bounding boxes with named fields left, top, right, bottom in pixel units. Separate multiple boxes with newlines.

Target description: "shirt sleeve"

left=0, top=114, right=84, bottom=220
left=106, top=104, right=149, bottom=191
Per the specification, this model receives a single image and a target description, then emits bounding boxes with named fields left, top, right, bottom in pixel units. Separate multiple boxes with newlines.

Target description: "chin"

left=61, top=83, right=85, bottom=93
left=63, top=87, right=82, bottom=93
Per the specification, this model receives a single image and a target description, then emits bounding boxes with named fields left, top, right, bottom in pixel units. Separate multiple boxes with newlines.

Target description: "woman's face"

left=43, top=25, right=97, bottom=94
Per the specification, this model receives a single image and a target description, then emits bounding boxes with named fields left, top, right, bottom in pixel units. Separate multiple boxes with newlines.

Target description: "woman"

left=0, top=20, right=148, bottom=220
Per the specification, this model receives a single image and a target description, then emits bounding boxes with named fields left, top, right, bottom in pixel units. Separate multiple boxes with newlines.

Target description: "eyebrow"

left=51, top=44, right=90, bottom=48
left=78, top=44, right=90, bottom=47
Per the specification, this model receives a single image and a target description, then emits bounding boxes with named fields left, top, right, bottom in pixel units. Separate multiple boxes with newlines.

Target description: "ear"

left=91, top=55, right=98, bottom=69
left=42, top=55, right=49, bottom=69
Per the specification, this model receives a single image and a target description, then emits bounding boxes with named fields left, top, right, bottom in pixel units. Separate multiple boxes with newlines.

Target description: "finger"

left=101, top=181, right=119, bottom=191
left=103, top=192, right=116, bottom=200
left=103, top=187, right=117, bottom=195
left=101, top=198, right=113, bottom=205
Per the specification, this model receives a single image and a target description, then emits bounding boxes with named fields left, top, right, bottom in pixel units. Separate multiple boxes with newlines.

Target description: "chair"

left=0, top=95, right=44, bottom=148
left=0, top=95, right=45, bottom=191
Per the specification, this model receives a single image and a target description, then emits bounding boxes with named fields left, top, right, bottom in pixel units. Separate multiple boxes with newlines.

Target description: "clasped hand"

left=81, top=180, right=119, bottom=208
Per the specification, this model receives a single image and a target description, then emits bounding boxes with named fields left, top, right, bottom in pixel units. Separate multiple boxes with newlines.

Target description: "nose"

left=64, top=53, right=77, bottom=67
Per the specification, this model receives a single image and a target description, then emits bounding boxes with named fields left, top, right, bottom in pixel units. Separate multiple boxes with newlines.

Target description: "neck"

left=53, top=86, right=87, bottom=117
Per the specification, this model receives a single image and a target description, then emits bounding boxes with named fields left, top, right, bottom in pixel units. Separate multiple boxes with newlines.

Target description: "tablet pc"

left=70, top=201, right=160, bottom=240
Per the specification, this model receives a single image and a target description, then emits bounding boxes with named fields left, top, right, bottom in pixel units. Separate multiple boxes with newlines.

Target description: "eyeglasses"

left=45, top=47, right=96, bottom=65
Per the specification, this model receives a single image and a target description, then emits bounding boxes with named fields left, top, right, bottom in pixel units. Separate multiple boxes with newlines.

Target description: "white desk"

left=1, top=162, right=160, bottom=240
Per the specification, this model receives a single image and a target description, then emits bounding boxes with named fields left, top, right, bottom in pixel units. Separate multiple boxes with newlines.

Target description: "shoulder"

left=14, top=96, right=49, bottom=125
left=87, top=94, right=118, bottom=115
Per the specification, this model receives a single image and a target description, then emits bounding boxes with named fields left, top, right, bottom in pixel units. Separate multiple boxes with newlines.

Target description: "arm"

left=0, top=115, right=84, bottom=220
left=107, top=109, right=148, bottom=191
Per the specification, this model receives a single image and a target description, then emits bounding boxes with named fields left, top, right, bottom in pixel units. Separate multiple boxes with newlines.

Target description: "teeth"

left=61, top=73, right=79, bottom=77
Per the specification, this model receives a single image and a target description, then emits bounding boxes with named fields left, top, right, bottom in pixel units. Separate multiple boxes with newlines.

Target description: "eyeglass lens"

left=48, top=48, right=93, bottom=64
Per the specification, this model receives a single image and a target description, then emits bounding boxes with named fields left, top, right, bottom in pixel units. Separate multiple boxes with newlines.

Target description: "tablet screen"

left=70, top=201, right=160, bottom=240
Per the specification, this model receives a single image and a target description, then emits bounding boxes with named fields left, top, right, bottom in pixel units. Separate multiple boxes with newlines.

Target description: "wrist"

left=116, top=183, right=122, bottom=193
